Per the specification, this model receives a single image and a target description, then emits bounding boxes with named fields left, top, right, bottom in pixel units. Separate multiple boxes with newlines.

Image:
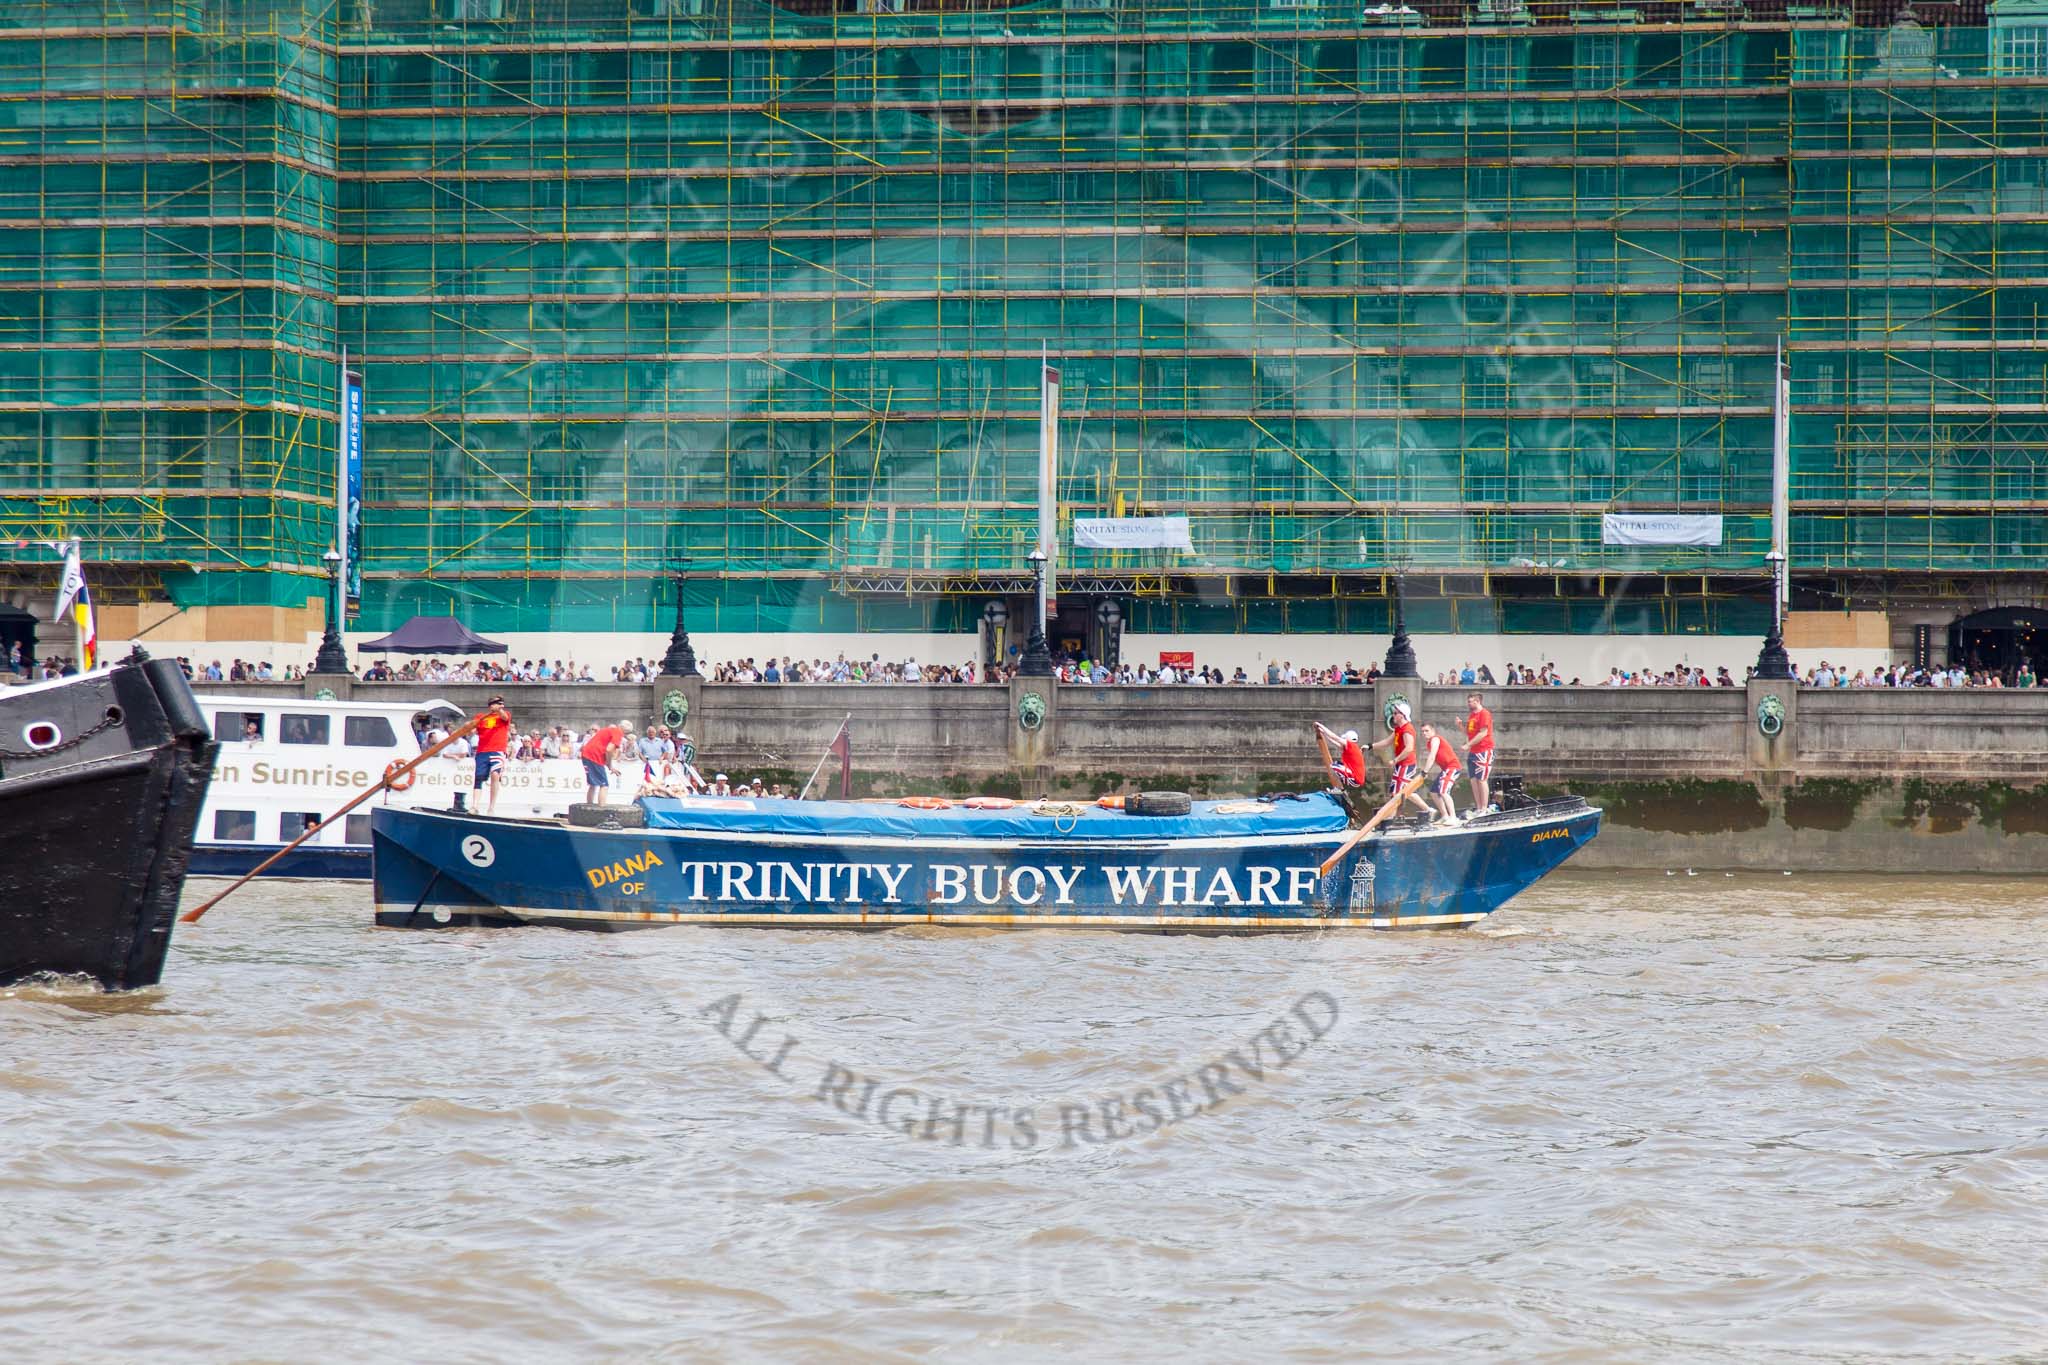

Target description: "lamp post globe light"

left=1754, top=549, right=1794, bottom=680
left=660, top=559, right=702, bottom=678
left=1019, top=549, right=1054, bottom=677
left=310, top=546, right=351, bottom=676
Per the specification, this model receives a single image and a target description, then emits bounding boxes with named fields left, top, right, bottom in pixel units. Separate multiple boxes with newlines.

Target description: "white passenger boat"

left=191, top=693, right=592, bottom=879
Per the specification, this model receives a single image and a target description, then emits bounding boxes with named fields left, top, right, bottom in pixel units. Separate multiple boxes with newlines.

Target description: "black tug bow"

left=0, top=656, right=217, bottom=990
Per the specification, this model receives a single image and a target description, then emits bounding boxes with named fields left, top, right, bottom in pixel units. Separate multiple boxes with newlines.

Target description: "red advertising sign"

left=1159, top=651, right=1195, bottom=669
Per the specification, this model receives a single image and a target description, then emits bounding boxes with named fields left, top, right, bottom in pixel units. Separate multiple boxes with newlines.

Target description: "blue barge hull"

left=371, top=793, right=1600, bottom=933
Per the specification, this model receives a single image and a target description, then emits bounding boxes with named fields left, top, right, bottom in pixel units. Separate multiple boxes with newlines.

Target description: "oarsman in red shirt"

left=1418, top=722, right=1463, bottom=825
left=579, top=719, right=632, bottom=806
left=1463, top=692, right=1496, bottom=813
left=471, top=694, right=513, bottom=815
left=1337, top=728, right=1367, bottom=788
left=1315, top=722, right=1369, bottom=789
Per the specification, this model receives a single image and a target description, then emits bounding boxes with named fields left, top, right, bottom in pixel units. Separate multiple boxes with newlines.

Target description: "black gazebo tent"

left=355, top=615, right=508, bottom=655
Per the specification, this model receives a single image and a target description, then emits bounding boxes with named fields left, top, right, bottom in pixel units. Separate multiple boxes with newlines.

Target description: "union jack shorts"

left=1466, top=750, right=1494, bottom=782
left=1390, top=761, right=1417, bottom=795
left=1432, top=765, right=1460, bottom=797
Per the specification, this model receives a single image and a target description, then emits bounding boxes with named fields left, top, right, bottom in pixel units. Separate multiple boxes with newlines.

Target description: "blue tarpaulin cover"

left=636, top=793, right=1352, bottom=842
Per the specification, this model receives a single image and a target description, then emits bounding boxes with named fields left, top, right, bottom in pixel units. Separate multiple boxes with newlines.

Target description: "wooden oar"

left=1315, top=771, right=1427, bottom=878
left=180, top=714, right=482, bottom=924
left=1312, top=723, right=1339, bottom=792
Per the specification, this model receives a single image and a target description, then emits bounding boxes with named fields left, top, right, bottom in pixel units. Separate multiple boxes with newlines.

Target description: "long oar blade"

left=1313, top=723, right=1338, bottom=792
left=1316, top=773, right=1425, bottom=877
left=180, top=713, right=482, bottom=924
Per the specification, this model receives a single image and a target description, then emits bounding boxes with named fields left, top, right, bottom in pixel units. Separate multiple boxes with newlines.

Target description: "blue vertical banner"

left=343, top=366, right=364, bottom=606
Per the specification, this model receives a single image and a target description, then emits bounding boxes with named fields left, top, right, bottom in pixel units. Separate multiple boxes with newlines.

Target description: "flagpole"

left=69, top=537, right=87, bottom=670
left=1038, top=345, right=1059, bottom=643
left=1772, top=336, right=1790, bottom=612
left=336, top=343, right=349, bottom=589
left=798, top=714, right=852, bottom=801
left=1754, top=340, right=1795, bottom=680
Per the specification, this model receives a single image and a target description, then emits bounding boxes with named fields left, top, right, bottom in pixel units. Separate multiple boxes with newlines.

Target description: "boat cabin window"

left=216, top=712, right=265, bottom=743
left=278, top=713, right=331, bottom=746
left=283, top=812, right=322, bottom=841
left=213, top=810, right=256, bottom=841
left=344, top=714, right=397, bottom=748
left=345, top=813, right=372, bottom=845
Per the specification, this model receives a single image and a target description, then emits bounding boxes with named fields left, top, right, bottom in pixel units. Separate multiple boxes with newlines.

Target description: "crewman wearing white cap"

left=1369, top=699, right=1433, bottom=815
left=1337, top=728, right=1367, bottom=787
left=1313, top=721, right=1370, bottom=788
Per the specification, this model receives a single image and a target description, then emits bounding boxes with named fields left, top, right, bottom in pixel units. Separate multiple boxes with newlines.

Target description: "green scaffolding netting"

left=1, top=2, right=2046, bottom=627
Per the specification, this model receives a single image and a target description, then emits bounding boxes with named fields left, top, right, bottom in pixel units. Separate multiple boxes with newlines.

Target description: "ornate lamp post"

left=659, top=558, right=701, bottom=678
left=1018, top=549, right=1054, bottom=677
left=309, top=546, right=351, bottom=676
left=1381, top=569, right=1420, bottom=679
left=1753, top=549, right=1793, bottom=680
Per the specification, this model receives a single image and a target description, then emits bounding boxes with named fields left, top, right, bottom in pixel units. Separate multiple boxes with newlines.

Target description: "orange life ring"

left=383, top=759, right=417, bottom=792
left=898, top=795, right=952, bottom=810
left=1096, top=795, right=1126, bottom=810
left=964, top=796, right=1016, bottom=810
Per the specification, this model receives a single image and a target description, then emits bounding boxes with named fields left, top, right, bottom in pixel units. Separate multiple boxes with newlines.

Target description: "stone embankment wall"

left=197, top=675, right=2048, bottom=872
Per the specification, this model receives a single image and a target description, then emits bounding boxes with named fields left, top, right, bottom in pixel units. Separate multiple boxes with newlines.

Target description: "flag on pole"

left=1772, top=338, right=1791, bottom=610
left=1038, top=350, right=1060, bottom=641
left=54, top=540, right=96, bottom=671
left=827, top=719, right=852, bottom=799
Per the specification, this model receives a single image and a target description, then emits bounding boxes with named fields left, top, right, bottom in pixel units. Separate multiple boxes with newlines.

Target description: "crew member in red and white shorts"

left=1418, top=722, right=1463, bottom=825
left=1369, top=700, right=1433, bottom=816
left=1463, top=691, right=1496, bottom=813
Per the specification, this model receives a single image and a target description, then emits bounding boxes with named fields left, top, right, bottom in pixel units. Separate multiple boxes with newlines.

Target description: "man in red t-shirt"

left=1418, top=721, right=1463, bottom=825
left=580, top=720, right=631, bottom=806
left=1337, top=729, right=1367, bottom=788
left=471, top=695, right=513, bottom=814
left=1369, top=700, right=1432, bottom=816
left=1463, top=691, right=1495, bottom=813
left=1315, top=723, right=1370, bottom=789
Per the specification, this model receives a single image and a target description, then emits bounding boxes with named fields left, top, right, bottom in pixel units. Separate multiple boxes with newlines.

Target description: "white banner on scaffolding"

left=1072, top=516, right=1194, bottom=551
left=1601, top=513, right=1724, bottom=547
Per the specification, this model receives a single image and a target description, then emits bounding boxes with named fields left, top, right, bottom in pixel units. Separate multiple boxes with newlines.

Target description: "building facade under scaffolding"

left=1, top=0, right=2046, bottom=672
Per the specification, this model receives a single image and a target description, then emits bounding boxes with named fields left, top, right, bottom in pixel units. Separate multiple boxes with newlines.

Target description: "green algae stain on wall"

left=1532, top=780, right=1768, bottom=835
left=1995, top=787, right=2048, bottom=836
left=1894, top=780, right=1980, bottom=836
left=1892, top=781, right=2048, bottom=837
left=1783, top=779, right=1880, bottom=833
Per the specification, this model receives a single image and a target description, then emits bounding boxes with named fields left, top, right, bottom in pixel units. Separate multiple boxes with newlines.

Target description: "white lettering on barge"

left=623, top=859, right=1336, bottom=910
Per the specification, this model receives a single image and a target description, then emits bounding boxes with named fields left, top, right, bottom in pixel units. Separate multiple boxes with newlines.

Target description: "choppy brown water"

left=4, top=873, right=2046, bottom=1360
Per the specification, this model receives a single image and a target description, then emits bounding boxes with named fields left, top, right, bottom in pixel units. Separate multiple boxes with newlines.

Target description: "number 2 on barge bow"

left=370, top=789, right=1601, bottom=933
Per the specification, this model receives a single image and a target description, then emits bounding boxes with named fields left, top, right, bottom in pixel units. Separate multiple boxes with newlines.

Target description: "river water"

left=4, top=872, right=2045, bottom=1361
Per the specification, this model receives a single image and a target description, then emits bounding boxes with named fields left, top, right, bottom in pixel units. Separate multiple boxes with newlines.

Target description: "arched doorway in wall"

left=1949, top=606, right=2048, bottom=680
